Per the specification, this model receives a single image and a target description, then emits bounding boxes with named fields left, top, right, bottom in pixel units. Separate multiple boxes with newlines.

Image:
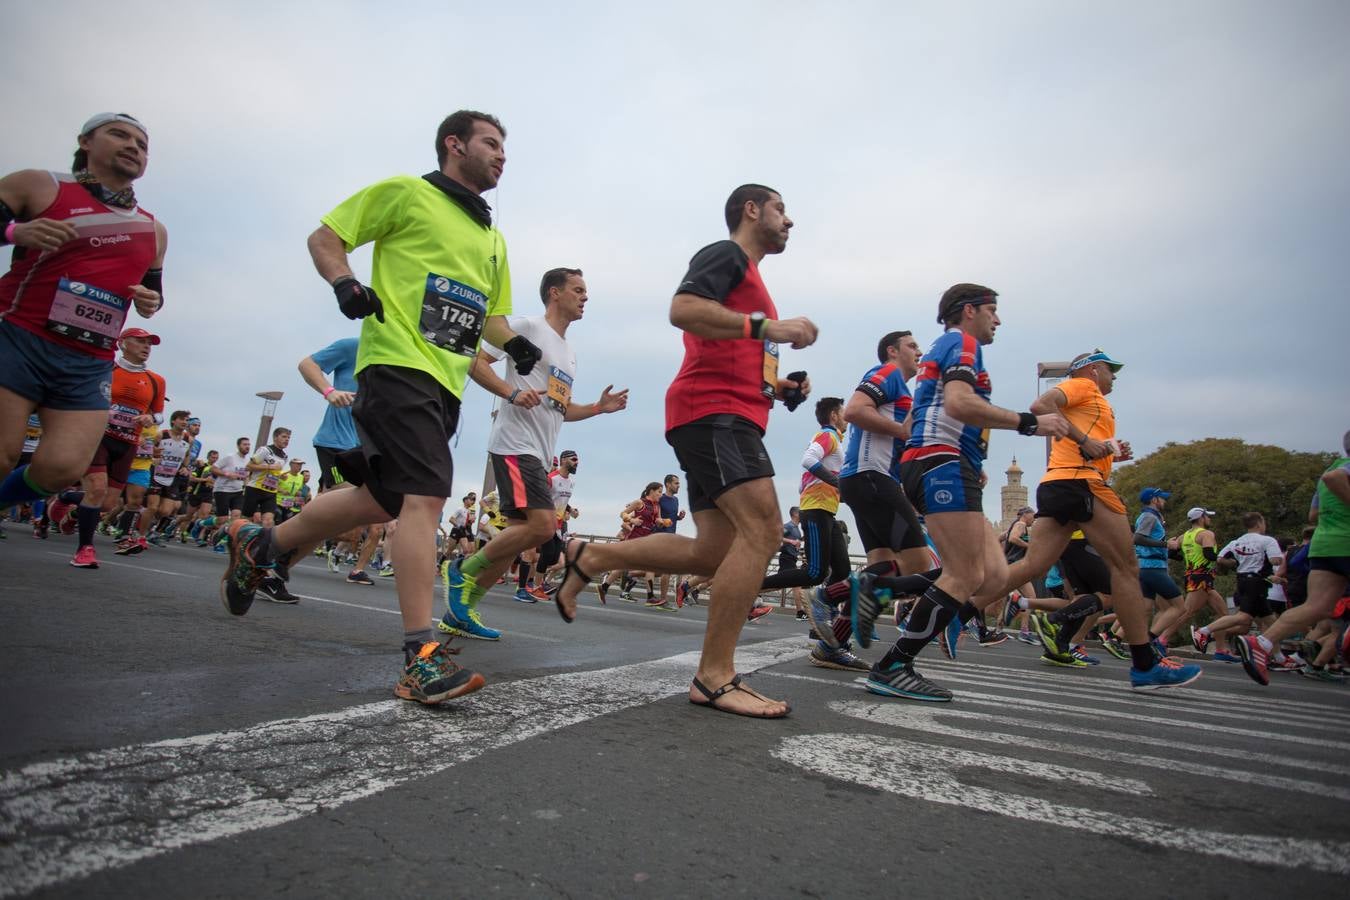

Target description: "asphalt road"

left=2, top=523, right=1348, bottom=899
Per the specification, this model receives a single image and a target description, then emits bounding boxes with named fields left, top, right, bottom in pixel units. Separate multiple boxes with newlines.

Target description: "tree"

left=1111, top=438, right=1334, bottom=544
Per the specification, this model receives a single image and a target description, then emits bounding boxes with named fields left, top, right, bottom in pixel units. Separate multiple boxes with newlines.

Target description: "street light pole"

left=255, top=391, right=284, bottom=450
left=1035, top=361, right=1070, bottom=463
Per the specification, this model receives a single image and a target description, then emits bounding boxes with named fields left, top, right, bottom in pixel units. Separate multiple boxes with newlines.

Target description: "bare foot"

left=689, top=673, right=790, bottom=718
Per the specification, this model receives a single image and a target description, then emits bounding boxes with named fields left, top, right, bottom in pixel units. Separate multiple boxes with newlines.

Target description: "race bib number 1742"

left=420, top=273, right=487, bottom=357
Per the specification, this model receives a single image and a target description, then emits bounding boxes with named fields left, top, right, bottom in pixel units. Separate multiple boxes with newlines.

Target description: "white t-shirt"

left=449, top=505, right=473, bottom=530
left=1218, top=533, right=1283, bottom=577
left=214, top=453, right=251, bottom=493
left=486, top=316, right=576, bottom=460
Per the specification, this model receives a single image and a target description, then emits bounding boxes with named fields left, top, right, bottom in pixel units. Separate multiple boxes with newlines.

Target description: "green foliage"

left=1111, top=438, right=1334, bottom=544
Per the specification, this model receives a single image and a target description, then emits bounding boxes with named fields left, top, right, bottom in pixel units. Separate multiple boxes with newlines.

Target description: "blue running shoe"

left=513, top=588, right=538, bottom=604
left=808, top=586, right=840, bottom=650
left=1213, top=651, right=1240, bottom=663
left=852, top=573, right=887, bottom=650
left=437, top=559, right=500, bottom=640
left=865, top=662, right=952, bottom=702
left=939, top=614, right=963, bottom=660
left=1070, top=644, right=1101, bottom=666
left=437, top=607, right=501, bottom=641
left=1130, top=657, right=1202, bottom=691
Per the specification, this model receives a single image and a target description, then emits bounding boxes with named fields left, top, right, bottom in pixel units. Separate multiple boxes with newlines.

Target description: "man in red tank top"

left=0, top=112, right=168, bottom=511
left=554, top=184, right=819, bottom=718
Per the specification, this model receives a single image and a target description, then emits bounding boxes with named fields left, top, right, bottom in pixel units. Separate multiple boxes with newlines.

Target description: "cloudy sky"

left=9, top=0, right=1347, bottom=538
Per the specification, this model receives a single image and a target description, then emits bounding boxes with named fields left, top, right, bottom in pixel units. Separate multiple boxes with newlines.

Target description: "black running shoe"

left=852, top=573, right=887, bottom=649
left=258, top=575, right=299, bottom=604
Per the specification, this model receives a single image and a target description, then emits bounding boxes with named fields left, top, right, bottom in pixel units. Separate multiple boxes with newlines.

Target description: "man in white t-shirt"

left=1191, top=510, right=1285, bottom=660
left=438, top=267, right=628, bottom=640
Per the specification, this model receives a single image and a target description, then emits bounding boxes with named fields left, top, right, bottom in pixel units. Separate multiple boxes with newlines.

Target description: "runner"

left=220, top=109, right=540, bottom=705
left=1191, top=511, right=1286, bottom=662
left=109, top=421, right=158, bottom=553
left=141, top=410, right=192, bottom=546
left=1154, top=507, right=1227, bottom=649
left=1131, top=486, right=1186, bottom=640
left=553, top=183, right=818, bottom=718
left=446, top=493, right=477, bottom=560
left=299, top=336, right=386, bottom=584
left=0, top=113, right=166, bottom=515
left=441, top=267, right=626, bottom=634
left=656, top=474, right=687, bottom=607
left=66, top=327, right=165, bottom=568
left=275, top=458, right=307, bottom=523
left=241, top=427, right=289, bottom=527
left=178, top=449, right=218, bottom=540
left=198, top=437, right=251, bottom=550
left=1234, top=433, right=1350, bottom=686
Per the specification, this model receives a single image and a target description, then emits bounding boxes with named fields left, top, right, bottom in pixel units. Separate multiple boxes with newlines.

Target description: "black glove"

left=781, top=370, right=808, bottom=411
left=332, top=276, right=385, bottom=323
left=503, top=335, right=543, bottom=375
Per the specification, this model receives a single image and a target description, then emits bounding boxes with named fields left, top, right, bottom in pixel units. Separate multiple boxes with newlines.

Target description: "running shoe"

left=528, top=585, right=551, bottom=601
left=865, top=662, right=953, bottom=702
left=648, top=601, right=676, bottom=612
left=395, top=641, right=485, bottom=705
left=807, top=586, right=841, bottom=650
left=212, top=540, right=227, bottom=554
left=1232, top=634, right=1270, bottom=686
left=1071, top=645, right=1101, bottom=666
left=379, top=567, right=396, bottom=577
left=1029, top=611, right=1061, bottom=657
left=619, top=590, right=634, bottom=602
left=258, top=575, right=300, bottom=604
left=1016, top=628, right=1039, bottom=645
left=1130, top=656, right=1202, bottom=691
left=1213, top=651, right=1241, bottom=663
left=513, top=588, right=538, bottom=604
left=114, top=536, right=142, bottom=556
left=853, top=573, right=886, bottom=650
left=938, top=615, right=963, bottom=660
left=645, top=597, right=667, bottom=608
left=809, top=645, right=871, bottom=672
left=1268, top=656, right=1303, bottom=674
left=1300, top=665, right=1346, bottom=683
left=1000, top=592, right=1020, bottom=627
left=598, top=582, right=610, bottom=604
left=1190, top=626, right=1211, bottom=655
left=676, top=580, right=688, bottom=608
left=220, top=521, right=271, bottom=617
left=795, top=611, right=808, bottom=621
left=1100, top=632, right=1130, bottom=660
left=1041, top=649, right=1086, bottom=668
left=347, top=570, right=375, bottom=585
left=146, top=532, right=167, bottom=547
left=325, top=549, right=340, bottom=573
left=687, top=586, right=701, bottom=606
left=70, top=545, right=98, bottom=569
left=747, top=604, right=773, bottom=622
left=978, top=631, right=1009, bottom=647
left=1150, top=636, right=1169, bottom=660
left=33, top=516, right=49, bottom=539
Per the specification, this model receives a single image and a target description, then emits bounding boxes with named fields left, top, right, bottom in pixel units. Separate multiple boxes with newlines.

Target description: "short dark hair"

left=664, top=474, right=679, bottom=487
left=539, top=267, right=583, bottom=305
left=272, top=427, right=291, bottom=439
left=814, top=396, right=844, bottom=427
left=434, top=110, right=506, bottom=168
left=724, top=184, right=778, bottom=232
left=236, top=436, right=250, bottom=449
left=876, top=330, right=912, bottom=364
left=170, top=409, right=190, bottom=423
left=1241, top=511, right=1264, bottom=529
left=938, top=283, right=998, bottom=327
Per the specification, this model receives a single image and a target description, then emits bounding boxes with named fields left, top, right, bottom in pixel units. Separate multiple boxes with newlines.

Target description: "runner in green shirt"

left=1235, top=430, right=1350, bottom=685
left=219, top=110, right=543, bottom=705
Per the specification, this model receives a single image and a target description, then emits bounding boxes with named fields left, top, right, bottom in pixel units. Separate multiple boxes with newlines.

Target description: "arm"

left=842, top=389, right=909, bottom=441
left=564, top=385, right=629, bottom=422
left=307, top=225, right=354, bottom=284
left=1322, top=466, right=1350, bottom=506
left=1008, top=522, right=1031, bottom=549
left=0, top=169, right=72, bottom=250
left=1029, top=384, right=1111, bottom=458
left=1133, top=514, right=1167, bottom=547
left=945, top=380, right=1069, bottom=436
left=466, top=350, right=542, bottom=409
left=800, top=433, right=839, bottom=488
left=298, top=354, right=356, bottom=409
left=668, top=294, right=817, bottom=349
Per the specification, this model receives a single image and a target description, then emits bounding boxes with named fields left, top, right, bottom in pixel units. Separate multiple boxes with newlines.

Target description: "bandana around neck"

left=115, top=357, right=147, bottom=373
left=75, top=169, right=137, bottom=210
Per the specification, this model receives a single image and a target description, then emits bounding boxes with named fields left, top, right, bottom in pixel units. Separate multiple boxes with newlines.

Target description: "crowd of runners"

left=3, top=109, right=1347, bottom=718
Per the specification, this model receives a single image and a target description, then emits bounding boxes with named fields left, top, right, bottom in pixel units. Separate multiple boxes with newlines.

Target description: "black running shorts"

left=665, top=414, right=774, bottom=514
left=241, top=486, right=277, bottom=519
left=491, top=452, right=552, bottom=517
left=213, top=490, right=243, bottom=516
left=88, top=435, right=137, bottom=489
left=1058, top=537, right=1111, bottom=596
left=1234, top=574, right=1274, bottom=618
left=840, top=470, right=926, bottom=553
left=314, top=444, right=349, bottom=491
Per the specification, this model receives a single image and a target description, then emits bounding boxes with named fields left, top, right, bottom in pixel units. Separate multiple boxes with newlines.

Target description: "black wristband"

left=508, top=389, right=520, bottom=405
left=750, top=316, right=768, bottom=340
left=1016, top=412, right=1038, bottom=435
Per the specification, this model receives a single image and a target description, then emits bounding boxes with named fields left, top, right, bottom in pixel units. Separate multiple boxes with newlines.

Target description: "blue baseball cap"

left=1069, top=349, right=1124, bottom=373
left=1140, top=487, right=1171, bottom=502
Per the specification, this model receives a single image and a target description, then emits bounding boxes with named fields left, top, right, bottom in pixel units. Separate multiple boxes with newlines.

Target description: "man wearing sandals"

left=554, top=184, right=817, bottom=719
left=439, top=266, right=627, bottom=638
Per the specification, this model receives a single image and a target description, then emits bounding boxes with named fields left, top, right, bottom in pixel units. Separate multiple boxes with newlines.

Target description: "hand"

left=677, top=510, right=685, bottom=520
left=765, top=316, right=819, bottom=350
left=979, top=470, right=989, bottom=488
left=11, top=218, right=79, bottom=252
left=596, top=385, right=629, bottom=413
left=1078, top=437, right=1114, bottom=460
left=1034, top=413, right=1070, bottom=438
left=503, top=335, right=543, bottom=375
left=332, top=276, right=385, bottom=323
left=1113, top=440, right=1133, bottom=461
left=326, top=390, right=356, bottom=408
left=1166, top=537, right=1180, bottom=551
left=134, top=413, right=155, bottom=427
left=777, top=371, right=810, bottom=411
left=508, top=388, right=543, bottom=409
left=127, top=284, right=161, bottom=317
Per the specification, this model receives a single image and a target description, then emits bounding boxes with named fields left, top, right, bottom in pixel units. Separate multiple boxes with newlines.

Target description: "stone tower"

left=1000, top=457, right=1029, bottom=529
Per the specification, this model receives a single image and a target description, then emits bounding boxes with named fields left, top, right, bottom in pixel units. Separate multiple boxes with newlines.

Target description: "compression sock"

left=117, top=509, right=138, bottom=534
left=460, top=549, right=491, bottom=578
left=517, top=563, right=532, bottom=590
left=76, top=504, right=101, bottom=548
left=1129, top=643, right=1157, bottom=671
left=646, top=579, right=655, bottom=600
left=0, top=467, right=58, bottom=506
left=888, top=584, right=963, bottom=661
left=872, top=567, right=944, bottom=598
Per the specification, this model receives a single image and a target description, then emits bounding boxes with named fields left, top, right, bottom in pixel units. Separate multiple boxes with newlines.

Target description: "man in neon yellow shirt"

left=220, top=110, right=542, bottom=706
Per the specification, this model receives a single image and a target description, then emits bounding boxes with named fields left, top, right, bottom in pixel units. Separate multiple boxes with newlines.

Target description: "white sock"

left=1257, top=635, right=1274, bottom=652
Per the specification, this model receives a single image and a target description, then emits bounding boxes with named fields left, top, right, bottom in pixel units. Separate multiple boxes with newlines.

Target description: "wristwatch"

left=748, top=311, right=767, bottom=340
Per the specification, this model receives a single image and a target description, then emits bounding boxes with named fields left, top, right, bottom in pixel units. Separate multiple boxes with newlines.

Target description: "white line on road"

left=0, top=636, right=804, bottom=899
left=289, top=593, right=564, bottom=644
left=44, top=551, right=190, bottom=578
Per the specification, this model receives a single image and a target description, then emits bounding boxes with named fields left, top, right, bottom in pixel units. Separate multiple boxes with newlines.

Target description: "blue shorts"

left=1138, top=566, right=1181, bottom=601
left=901, top=455, right=983, bottom=515
left=126, top=468, right=152, bottom=489
left=0, top=320, right=112, bottom=411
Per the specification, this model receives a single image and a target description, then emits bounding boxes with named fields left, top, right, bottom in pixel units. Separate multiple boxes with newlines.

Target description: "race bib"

left=760, top=340, right=780, bottom=400
left=108, top=404, right=139, bottom=434
left=261, top=473, right=280, bottom=492
left=154, top=460, right=179, bottom=479
left=46, top=278, right=128, bottom=351
left=136, top=437, right=155, bottom=460
left=278, top=497, right=295, bottom=509
left=546, top=366, right=573, bottom=413
left=420, top=273, right=487, bottom=357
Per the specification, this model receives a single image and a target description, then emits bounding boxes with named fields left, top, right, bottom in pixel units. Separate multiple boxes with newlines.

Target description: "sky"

left=8, top=0, right=1348, bottom=537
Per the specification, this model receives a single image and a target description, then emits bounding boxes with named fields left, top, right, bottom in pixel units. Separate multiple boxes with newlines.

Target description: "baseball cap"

left=289, top=458, right=304, bottom=465
left=1187, top=507, right=1216, bottom=521
left=81, top=112, right=148, bottom=138
left=119, top=327, right=160, bottom=345
left=1139, top=487, right=1171, bottom=503
left=559, top=449, right=578, bottom=460
left=1069, top=349, right=1124, bottom=373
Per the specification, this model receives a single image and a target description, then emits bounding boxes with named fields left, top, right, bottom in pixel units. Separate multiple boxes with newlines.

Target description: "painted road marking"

left=288, top=593, right=564, bottom=644
left=773, top=732, right=1350, bottom=875
left=0, top=637, right=802, bottom=899
left=44, top=551, right=189, bottom=578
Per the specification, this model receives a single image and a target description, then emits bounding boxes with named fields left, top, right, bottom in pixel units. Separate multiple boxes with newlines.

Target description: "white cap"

left=1187, top=507, right=1216, bottom=521
left=80, top=113, right=148, bottom=138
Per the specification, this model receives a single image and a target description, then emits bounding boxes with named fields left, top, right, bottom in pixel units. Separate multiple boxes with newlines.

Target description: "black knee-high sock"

left=117, top=508, right=139, bottom=534
left=76, top=504, right=101, bottom=548
left=1048, top=593, right=1103, bottom=650
left=878, top=584, right=963, bottom=669
left=517, top=562, right=532, bottom=589
left=872, top=567, right=943, bottom=599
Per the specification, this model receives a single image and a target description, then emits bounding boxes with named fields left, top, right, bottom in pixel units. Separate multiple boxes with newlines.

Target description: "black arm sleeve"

left=141, top=268, right=163, bottom=307
left=1203, top=547, right=1218, bottom=563
left=674, top=240, right=747, bottom=303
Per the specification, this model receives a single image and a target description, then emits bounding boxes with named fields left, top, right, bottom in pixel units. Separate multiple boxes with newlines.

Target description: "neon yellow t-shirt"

left=131, top=425, right=156, bottom=471
left=321, top=175, right=512, bottom=397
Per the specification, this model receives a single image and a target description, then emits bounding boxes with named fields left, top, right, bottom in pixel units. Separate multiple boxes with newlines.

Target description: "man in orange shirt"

left=976, top=349, right=1203, bottom=691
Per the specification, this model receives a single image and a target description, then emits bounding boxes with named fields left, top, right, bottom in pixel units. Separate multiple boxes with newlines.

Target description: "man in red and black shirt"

left=555, top=184, right=818, bottom=718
